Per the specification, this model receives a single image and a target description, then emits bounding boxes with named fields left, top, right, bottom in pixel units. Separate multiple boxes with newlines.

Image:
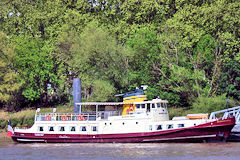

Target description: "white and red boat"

left=11, top=90, right=235, bottom=143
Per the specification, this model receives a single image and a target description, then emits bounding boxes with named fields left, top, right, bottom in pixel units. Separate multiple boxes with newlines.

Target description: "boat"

left=11, top=90, right=235, bottom=143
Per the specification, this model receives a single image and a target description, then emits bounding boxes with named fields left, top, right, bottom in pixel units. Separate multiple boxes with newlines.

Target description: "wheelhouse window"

left=167, top=124, right=173, bottom=129
left=157, top=103, right=161, bottom=108
left=80, top=126, right=87, bottom=131
left=163, top=103, right=167, bottom=108
left=141, top=104, right=145, bottom=109
left=151, top=103, right=155, bottom=108
left=48, top=126, right=54, bottom=132
left=59, top=126, right=65, bottom=132
left=38, top=126, right=44, bottom=132
left=136, top=104, right=140, bottom=109
left=178, top=124, right=184, bottom=128
left=156, top=125, right=162, bottom=130
left=92, top=126, right=98, bottom=132
left=70, top=126, right=76, bottom=132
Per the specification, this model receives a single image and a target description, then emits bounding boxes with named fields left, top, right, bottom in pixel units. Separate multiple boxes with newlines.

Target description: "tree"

left=0, top=32, right=21, bottom=109
left=153, top=0, right=240, bottom=107
left=13, top=35, right=60, bottom=106
left=126, top=28, right=160, bottom=88
left=218, top=60, right=240, bottom=101
left=57, top=21, right=132, bottom=101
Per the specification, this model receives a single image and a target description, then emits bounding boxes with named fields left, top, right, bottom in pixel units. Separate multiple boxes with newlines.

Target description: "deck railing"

left=35, top=111, right=122, bottom=122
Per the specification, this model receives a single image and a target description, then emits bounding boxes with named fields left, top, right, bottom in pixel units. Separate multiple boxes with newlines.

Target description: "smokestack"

left=73, top=78, right=81, bottom=113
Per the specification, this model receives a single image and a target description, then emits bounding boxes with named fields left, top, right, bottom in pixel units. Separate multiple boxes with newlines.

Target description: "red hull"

left=11, top=117, right=235, bottom=143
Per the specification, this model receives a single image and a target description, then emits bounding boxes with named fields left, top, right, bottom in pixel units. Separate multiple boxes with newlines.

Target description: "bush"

left=168, top=107, right=188, bottom=120
left=23, top=116, right=34, bottom=127
left=0, top=119, right=7, bottom=129
left=192, top=94, right=236, bottom=114
left=9, top=117, right=19, bottom=127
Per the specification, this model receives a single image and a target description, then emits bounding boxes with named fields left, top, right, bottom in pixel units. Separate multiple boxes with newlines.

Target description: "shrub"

left=0, top=119, right=7, bottom=129
left=168, top=107, right=187, bottom=119
left=192, top=94, right=236, bottom=114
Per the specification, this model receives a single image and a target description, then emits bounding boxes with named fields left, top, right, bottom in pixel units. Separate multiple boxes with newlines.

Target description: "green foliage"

left=126, top=28, right=160, bottom=87
left=71, top=22, right=132, bottom=89
left=168, top=107, right=187, bottom=120
left=88, top=80, right=116, bottom=102
left=218, top=59, right=240, bottom=101
left=192, top=94, right=235, bottom=114
left=0, top=32, right=22, bottom=106
left=13, top=36, right=60, bottom=101
left=0, top=119, right=7, bottom=129
left=146, top=85, right=182, bottom=107
left=0, top=0, right=239, bottom=111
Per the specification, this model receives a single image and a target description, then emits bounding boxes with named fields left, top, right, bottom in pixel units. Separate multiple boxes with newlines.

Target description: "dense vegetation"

left=0, top=0, right=239, bottom=113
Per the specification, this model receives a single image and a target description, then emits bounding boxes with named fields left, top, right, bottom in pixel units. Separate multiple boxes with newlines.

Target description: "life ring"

left=129, top=105, right=134, bottom=111
left=45, top=115, right=51, bottom=121
left=62, top=115, right=68, bottom=121
left=77, top=115, right=84, bottom=121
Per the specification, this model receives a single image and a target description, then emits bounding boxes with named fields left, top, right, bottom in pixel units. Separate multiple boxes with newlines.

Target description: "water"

left=1, top=140, right=240, bottom=160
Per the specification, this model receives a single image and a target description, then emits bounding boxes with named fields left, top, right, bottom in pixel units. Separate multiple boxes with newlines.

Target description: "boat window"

left=147, top=104, right=150, bottom=112
left=59, top=126, right=65, bottom=132
left=149, top=125, right=152, bottom=131
left=178, top=124, right=184, bottom=128
left=48, top=126, right=54, bottom=132
left=141, top=104, right=145, bottom=109
left=92, top=126, right=98, bottom=131
left=167, top=124, right=173, bottom=129
left=80, top=126, right=87, bottom=131
left=163, top=103, right=167, bottom=108
left=151, top=103, right=155, bottom=108
left=38, top=126, right=44, bottom=132
left=157, top=103, right=161, bottom=108
left=136, top=104, right=140, bottom=109
left=156, top=125, right=162, bottom=130
left=70, top=126, right=76, bottom=132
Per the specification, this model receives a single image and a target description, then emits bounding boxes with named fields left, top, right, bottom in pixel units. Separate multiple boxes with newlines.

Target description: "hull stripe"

left=17, top=138, right=45, bottom=142
left=143, top=134, right=217, bottom=142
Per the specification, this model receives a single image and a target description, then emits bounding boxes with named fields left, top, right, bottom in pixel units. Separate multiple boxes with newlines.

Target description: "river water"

left=0, top=140, right=240, bottom=160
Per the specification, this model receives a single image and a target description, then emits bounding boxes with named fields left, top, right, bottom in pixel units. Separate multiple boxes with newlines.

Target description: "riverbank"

left=0, top=131, right=12, bottom=142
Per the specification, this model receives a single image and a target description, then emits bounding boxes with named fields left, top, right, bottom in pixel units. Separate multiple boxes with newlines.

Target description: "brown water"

left=0, top=139, right=240, bottom=160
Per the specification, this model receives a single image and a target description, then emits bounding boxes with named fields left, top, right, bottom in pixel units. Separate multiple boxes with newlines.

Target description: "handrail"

left=209, top=106, right=240, bottom=123
left=35, top=110, right=122, bottom=121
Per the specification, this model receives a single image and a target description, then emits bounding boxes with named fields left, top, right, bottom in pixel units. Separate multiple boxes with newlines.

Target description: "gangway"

left=209, top=106, right=240, bottom=124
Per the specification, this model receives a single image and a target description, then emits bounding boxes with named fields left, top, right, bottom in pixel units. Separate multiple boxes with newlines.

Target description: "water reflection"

left=0, top=141, right=240, bottom=160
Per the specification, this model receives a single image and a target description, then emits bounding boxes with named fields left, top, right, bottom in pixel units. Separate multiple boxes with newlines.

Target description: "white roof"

left=75, top=99, right=168, bottom=106
left=75, top=102, right=129, bottom=106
